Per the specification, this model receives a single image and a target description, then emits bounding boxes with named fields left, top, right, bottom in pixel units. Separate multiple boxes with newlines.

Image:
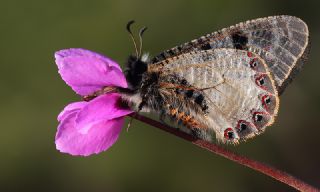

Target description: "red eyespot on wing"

left=261, top=94, right=271, bottom=110
left=255, top=74, right=267, bottom=89
left=224, top=128, right=234, bottom=140
left=253, top=112, right=265, bottom=122
left=247, top=51, right=253, bottom=57
left=252, top=111, right=271, bottom=130
left=254, top=73, right=275, bottom=93
left=236, top=120, right=249, bottom=132
left=236, top=120, right=258, bottom=138
left=249, top=58, right=258, bottom=69
left=260, top=94, right=277, bottom=115
left=256, top=74, right=266, bottom=87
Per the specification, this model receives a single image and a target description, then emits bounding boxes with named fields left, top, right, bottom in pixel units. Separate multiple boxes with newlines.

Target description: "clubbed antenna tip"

left=126, top=20, right=148, bottom=59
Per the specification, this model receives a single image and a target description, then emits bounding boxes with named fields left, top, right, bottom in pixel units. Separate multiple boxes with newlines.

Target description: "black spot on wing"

left=195, top=94, right=204, bottom=105
left=231, top=31, right=248, bottom=50
left=201, top=43, right=212, bottom=50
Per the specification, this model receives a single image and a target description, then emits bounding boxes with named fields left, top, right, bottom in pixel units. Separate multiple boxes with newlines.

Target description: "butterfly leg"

left=138, top=101, right=145, bottom=111
left=126, top=100, right=146, bottom=132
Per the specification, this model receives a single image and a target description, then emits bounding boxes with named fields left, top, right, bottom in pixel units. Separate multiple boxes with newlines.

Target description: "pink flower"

left=55, top=48, right=133, bottom=156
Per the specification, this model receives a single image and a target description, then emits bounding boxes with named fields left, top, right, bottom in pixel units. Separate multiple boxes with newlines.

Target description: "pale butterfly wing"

left=151, top=15, right=309, bottom=94
left=149, top=49, right=279, bottom=142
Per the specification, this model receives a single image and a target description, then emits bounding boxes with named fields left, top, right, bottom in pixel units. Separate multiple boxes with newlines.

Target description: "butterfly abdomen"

left=137, top=71, right=210, bottom=131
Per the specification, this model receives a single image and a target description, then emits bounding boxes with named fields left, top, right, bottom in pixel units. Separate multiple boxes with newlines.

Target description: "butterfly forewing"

left=151, top=15, right=309, bottom=94
left=149, top=49, right=279, bottom=143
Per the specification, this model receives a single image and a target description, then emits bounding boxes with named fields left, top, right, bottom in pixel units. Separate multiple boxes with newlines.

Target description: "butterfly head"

left=124, top=20, right=149, bottom=90
left=124, top=54, right=148, bottom=90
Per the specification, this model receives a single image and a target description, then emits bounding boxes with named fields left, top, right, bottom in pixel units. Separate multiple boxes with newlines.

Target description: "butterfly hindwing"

left=151, top=15, right=309, bottom=94
left=149, top=49, right=279, bottom=143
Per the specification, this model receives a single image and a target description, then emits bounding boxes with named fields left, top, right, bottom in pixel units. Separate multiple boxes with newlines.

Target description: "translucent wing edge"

left=278, top=31, right=310, bottom=94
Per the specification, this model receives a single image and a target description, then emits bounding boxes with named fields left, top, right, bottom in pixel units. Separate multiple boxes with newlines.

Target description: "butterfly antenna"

left=126, top=20, right=139, bottom=58
left=138, top=26, right=148, bottom=58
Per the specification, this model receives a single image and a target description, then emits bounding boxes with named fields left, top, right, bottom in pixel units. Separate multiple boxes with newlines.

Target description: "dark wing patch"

left=231, top=31, right=248, bottom=50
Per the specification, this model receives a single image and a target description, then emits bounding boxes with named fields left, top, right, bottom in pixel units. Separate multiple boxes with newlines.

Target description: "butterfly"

left=92, top=15, right=310, bottom=144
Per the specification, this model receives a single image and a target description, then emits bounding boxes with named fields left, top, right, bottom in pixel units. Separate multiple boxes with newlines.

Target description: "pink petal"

left=76, top=93, right=133, bottom=134
left=55, top=48, right=127, bottom=96
left=55, top=111, right=124, bottom=156
left=57, top=101, right=87, bottom=122
left=55, top=48, right=122, bottom=70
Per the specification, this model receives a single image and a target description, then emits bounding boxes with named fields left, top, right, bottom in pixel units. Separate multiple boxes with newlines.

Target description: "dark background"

left=1, top=0, right=319, bottom=191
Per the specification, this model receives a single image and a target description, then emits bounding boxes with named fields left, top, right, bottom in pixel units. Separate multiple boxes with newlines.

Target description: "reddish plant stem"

left=129, top=113, right=319, bottom=192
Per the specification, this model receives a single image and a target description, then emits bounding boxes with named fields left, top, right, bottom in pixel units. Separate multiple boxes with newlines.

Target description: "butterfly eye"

left=255, top=74, right=266, bottom=87
left=250, top=58, right=258, bottom=68
left=224, top=128, right=235, bottom=140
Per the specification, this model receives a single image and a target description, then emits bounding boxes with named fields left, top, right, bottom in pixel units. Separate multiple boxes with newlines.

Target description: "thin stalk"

left=129, top=113, right=319, bottom=192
